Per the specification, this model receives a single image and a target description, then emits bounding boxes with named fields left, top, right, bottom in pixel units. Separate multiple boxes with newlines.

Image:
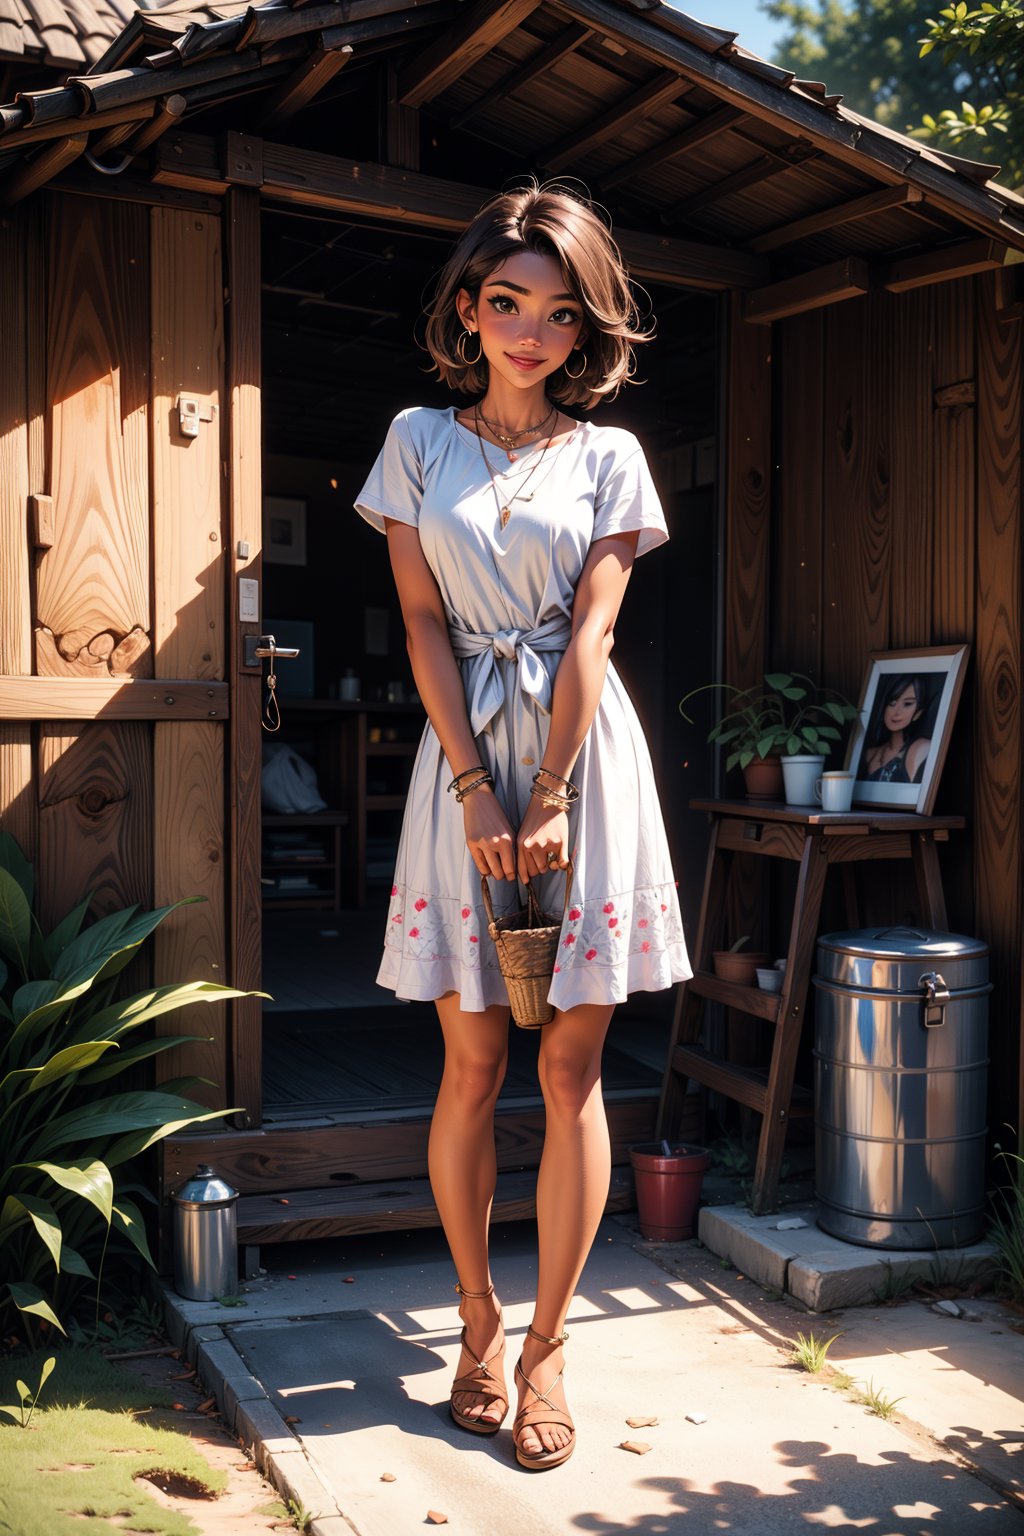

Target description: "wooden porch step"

left=237, top=1164, right=637, bottom=1245
left=687, top=969, right=783, bottom=1023
left=673, top=1044, right=813, bottom=1118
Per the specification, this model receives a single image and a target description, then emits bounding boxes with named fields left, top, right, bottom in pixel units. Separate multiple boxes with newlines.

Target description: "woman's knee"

left=538, top=1047, right=601, bottom=1117
left=441, top=1047, right=508, bottom=1106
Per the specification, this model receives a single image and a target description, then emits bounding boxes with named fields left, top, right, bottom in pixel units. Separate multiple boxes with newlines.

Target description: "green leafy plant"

left=790, top=1329, right=842, bottom=1374
left=680, top=672, right=858, bottom=771
left=988, top=1142, right=1024, bottom=1303
left=0, top=831, right=265, bottom=1342
left=856, top=1378, right=905, bottom=1420
left=0, top=1354, right=55, bottom=1427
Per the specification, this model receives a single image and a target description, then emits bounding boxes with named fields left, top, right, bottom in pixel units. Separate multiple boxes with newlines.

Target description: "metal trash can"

left=812, top=927, right=990, bottom=1249
left=172, top=1164, right=239, bottom=1300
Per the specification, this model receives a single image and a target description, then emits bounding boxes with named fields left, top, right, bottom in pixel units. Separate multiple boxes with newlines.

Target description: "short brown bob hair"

left=424, top=181, right=651, bottom=409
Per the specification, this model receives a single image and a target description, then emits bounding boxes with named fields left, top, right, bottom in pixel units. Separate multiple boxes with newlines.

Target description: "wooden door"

left=0, top=188, right=264, bottom=1130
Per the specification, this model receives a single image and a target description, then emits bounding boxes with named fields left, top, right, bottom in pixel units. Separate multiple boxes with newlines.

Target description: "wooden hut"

left=1, top=0, right=1021, bottom=1261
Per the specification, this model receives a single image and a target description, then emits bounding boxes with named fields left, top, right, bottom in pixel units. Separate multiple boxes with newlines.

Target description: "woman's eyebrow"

left=484, top=279, right=577, bottom=301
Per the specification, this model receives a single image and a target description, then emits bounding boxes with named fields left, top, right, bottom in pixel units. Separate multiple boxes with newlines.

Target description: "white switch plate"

left=239, top=577, right=260, bottom=622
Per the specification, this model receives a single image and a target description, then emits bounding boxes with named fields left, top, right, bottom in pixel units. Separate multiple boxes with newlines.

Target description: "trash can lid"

left=172, top=1163, right=238, bottom=1205
left=816, top=927, right=989, bottom=992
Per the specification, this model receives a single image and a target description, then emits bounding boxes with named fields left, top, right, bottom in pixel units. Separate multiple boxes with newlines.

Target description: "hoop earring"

left=564, top=350, right=587, bottom=380
left=456, top=329, right=482, bottom=365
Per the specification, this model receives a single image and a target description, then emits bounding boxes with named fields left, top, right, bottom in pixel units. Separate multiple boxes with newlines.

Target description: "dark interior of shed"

left=254, top=201, right=722, bottom=1119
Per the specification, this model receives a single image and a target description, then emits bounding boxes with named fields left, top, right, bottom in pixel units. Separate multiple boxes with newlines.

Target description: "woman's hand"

left=462, top=787, right=518, bottom=880
left=516, top=798, right=570, bottom=884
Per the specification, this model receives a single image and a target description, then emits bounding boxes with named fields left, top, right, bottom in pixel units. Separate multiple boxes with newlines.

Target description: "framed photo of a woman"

left=845, top=645, right=969, bottom=813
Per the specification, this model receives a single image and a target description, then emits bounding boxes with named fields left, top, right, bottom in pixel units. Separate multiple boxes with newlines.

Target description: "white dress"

left=354, top=405, right=691, bottom=1011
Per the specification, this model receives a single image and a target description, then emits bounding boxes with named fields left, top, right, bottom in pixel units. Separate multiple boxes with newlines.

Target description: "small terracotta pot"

left=712, top=949, right=771, bottom=985
left=742, top=755, right=785, bottom=801
left=629, top=1143, right=710, bottom=1240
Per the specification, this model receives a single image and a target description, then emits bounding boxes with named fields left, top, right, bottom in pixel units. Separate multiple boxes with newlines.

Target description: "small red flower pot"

left=629, top=1143, right=710, bottom=1241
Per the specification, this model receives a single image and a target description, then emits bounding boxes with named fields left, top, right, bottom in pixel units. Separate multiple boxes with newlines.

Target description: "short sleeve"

left=354, top=412, right=423, bottom=534
left=592, top=441, right=668, bottom=557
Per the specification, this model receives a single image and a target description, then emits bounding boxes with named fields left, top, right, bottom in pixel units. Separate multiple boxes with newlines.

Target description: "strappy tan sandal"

left=513, top=1324, right=575, bottom=1470
left=449, top=1281, right=509, bottom=1435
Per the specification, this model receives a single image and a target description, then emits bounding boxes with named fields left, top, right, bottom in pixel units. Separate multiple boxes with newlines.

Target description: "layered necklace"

left=473, top=402, right=562, bottom=529
left=477, top=403, right=556, bottom=453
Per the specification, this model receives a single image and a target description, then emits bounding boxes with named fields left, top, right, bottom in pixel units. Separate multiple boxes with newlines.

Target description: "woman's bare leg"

left=429, top=991, right=510, bottom=1424
left=516, top=1003, right=614, bottom=1456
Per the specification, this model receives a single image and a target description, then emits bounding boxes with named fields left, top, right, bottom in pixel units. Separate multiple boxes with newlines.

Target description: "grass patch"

left=855, top=1378, right=905, bottom=1420
left=790, top=1330, right=842, bottom=1374
left=0, top=1345, right=225, bottom=1536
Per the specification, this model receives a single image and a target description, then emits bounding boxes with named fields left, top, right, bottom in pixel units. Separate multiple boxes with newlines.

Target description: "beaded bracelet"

left=529, top=784, right=576, bottom=813
left=447, top=764, right=488, bottom=795
left=455, top=772, right=494, bottom=803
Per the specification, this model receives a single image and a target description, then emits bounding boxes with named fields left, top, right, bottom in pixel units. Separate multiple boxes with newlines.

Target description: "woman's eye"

left=551, top=309, right=580, bottom=325
left=487, top=295, right=518, bottom=314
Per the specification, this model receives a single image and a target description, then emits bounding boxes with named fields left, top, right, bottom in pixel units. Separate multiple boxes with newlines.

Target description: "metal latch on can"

left=920, top=971, right=950, bottom=1027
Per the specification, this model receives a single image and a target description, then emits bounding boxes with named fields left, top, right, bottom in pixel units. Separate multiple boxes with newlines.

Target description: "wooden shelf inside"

left=687, top=969, right=782, bottom=1022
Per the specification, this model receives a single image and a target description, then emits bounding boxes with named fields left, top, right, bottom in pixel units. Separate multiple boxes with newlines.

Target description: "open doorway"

left=257, top=205, right=720, bottom=1124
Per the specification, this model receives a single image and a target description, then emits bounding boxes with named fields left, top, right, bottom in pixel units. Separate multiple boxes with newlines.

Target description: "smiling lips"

left=506, top=353, right=544, bottom=370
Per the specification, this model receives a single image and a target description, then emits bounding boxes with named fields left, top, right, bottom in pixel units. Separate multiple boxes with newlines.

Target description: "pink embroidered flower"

left=585, top=948, right=597, bottom=961
left=661, top=903, right=668, bottom=912
left=414, top=897, right=428, bottom=912
left=562, top=933, right=576, bottom=947
left=391, top=885, right=399, bottom=897
left=461, top=906, right=471, bottom=920
left=553, top=964, right=561, bottom=973
left=608, top=917, right=618, bottom=929
left=603, top=902, right=615, bottom=914
left=469, top=934, right=478, bottom=943
left=408, top=926, right=420, bottom=938
left=569, top=908, right=582, bottom=922
left=641, top=940, right=651, bottom=953
left=392, top=913, right=403, bottom=923
left=638, top=918, right=649, bottom=929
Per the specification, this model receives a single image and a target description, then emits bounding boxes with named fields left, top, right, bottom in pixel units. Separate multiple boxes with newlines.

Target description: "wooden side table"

left=656, top=799, right=965, bottom=1214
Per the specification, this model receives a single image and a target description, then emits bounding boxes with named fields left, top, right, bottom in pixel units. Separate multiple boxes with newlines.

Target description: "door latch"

left=177, top=395, right=217, bottom=438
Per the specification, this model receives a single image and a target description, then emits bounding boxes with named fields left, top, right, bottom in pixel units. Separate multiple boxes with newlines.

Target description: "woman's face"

left=456, top=249, right=585, bottom=392
left=883, top=684, right=921, bottom=733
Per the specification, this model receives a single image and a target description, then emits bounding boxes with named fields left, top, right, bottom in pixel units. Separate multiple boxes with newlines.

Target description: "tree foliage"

left=764, top=0, right=1023, bottom=185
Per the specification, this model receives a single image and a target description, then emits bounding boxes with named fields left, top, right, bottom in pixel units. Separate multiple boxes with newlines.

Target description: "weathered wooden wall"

left=0, top=191, right=232, bottom=1112
left=772, top=276, right=1023, bottom=1138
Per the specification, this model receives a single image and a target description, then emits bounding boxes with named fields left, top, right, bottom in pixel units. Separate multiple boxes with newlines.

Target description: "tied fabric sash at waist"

left=448, top=616, right=572, bottom=733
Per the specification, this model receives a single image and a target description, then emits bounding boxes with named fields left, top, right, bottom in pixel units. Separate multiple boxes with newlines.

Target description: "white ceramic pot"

left=780, top=754, right=826, bottom=806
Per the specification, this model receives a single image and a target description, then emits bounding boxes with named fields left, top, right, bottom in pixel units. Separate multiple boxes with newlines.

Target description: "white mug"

left=814, top=771, right=854, bottom=813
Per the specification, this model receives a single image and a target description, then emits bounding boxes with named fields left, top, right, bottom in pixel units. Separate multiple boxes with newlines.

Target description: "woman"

left=354, top=182, right=691, bottom=1471
left=862, top=675, right=932, bottom=785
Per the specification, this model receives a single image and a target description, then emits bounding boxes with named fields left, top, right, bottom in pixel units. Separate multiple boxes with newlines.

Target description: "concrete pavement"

left=158, top=1216, right=1024, bottom=1535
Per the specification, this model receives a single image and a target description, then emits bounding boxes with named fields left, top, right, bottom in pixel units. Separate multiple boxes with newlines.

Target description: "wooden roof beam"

left=260, top=33, right=353, bottom=130
left=396, top=0, right=542, bottom=108
left=742, top=256, right=870, bottom=324
left=152, top=131, right=768, bottom=287
left=750, top=183, right=925, bottom=254
left=0, top=132, right=86, bottom=209
left=450, top=23, right=593, bottom=131
left=882, top=237, right=1007, bottom=291
left=539, top=69, right=692, bottom=172
left=599, top=104, right=745, bottom=192
left=661, top=146, right=817, bottom=224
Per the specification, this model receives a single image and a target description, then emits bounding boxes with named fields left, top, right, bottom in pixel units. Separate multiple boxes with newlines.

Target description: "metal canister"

left=812, top=927, right=990, bottom=1249
left=172, top=1164, right=239, bottom=1300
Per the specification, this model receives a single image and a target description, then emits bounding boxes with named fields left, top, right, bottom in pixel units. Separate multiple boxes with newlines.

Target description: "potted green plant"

left=680, top=673, right=858, bottom=804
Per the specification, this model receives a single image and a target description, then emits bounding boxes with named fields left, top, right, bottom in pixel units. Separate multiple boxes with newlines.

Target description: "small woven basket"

left=480, top=864, right=574, bottom=1030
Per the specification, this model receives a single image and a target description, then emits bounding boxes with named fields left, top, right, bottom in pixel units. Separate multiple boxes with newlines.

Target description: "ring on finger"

left=546, top=850, right=559, bottom=868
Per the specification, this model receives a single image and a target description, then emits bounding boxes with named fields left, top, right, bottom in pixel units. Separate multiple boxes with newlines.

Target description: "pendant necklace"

left=474, top=403, right=557, bottom=528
